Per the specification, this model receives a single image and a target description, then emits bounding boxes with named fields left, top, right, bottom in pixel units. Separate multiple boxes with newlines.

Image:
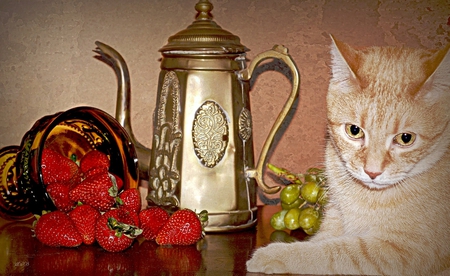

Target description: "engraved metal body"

left=149, top=55, right=259, bottom=231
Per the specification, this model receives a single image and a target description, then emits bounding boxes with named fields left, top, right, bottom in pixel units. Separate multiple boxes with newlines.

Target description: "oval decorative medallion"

left=238, top=108, right=252, bottom=141
left=192, top=100, right=228, bottom=168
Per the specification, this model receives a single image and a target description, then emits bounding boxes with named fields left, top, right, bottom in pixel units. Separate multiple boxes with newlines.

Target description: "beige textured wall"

left=1, top=0, right=449, bottom=202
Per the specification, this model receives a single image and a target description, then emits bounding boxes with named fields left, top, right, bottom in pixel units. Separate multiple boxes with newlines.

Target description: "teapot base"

left=203, top=207, right=257, bottom=232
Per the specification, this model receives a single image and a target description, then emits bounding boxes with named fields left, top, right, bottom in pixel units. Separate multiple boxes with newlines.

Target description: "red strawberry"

left=117, top=188, right=141, bottom=213
left=69, top=204, right=101, bottom=245
left=112, top=173, right=124, bottom=191
left=95, top=208, right=142, bottom=252
left=139, top=206, right=170, bottom=241
left=155, top=209, right=208, bottom=246
left=80, top=150, right=110, bottom=177
left=69, top=172, right=118, bottom=212
left=34, top=210, right=82, bottom=247
left=81, top=166, right=107, bottom=179
left=46, top=182, right=76, bottom=212
left=41, top=149, right=79, bottom=185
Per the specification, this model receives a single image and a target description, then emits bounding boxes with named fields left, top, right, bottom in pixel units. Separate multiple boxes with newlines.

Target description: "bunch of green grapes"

left=269, top=164, right=327, bottom=235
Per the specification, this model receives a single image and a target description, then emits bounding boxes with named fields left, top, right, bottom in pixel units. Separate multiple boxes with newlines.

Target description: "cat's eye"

left=393, top=132, right=416, bottom=146
left=345, top=124, right=364, bottom=139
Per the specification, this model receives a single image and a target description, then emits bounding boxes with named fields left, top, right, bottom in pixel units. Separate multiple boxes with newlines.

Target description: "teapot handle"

left=238, top=45, right=300, bottom=194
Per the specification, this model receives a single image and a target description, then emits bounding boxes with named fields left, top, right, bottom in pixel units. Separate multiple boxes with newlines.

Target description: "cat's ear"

left=329, top=34, right=360, bottom=93
left=417, top=43, right=450, bottom=102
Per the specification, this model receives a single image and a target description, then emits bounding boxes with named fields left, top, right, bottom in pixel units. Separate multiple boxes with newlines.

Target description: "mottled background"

left=1, top=0, right=449, bottom=204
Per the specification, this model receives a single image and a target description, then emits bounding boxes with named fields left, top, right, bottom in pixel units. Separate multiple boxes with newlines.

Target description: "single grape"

left=303, top=219, right=320, bottom=235
left=280, top=184, right=301, bottom=205
left=284, top=208, right=302, bottom=230
left=298, top=207, right=320, bottom=230
left=270, top=209, right=288, bottom=230
left=281, top=197, right=304, bottom=210
left=304, top=173, right=317, bottom=183
left=317, top=188, right=328, bottom=206
left=301, top=181, right=320, bottom=203
left=270, top=230, right=299, bottom=243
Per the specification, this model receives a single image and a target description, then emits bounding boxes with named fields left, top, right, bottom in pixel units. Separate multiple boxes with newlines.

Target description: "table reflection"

left=0, top=205, right=310, bottom=275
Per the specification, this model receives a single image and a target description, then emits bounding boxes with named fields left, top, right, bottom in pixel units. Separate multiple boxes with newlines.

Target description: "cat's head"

left=327, top=35, right=450, bottom=189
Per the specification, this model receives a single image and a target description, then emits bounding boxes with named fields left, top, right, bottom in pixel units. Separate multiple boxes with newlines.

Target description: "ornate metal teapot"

left=94, top=0, right=300, bottom=231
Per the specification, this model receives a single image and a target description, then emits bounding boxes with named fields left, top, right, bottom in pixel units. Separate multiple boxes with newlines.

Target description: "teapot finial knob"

left=195, top=0, right=213, bottom=20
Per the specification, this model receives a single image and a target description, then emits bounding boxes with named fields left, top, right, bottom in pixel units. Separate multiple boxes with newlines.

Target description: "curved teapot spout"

left=93, top=41, right=151, bottom=181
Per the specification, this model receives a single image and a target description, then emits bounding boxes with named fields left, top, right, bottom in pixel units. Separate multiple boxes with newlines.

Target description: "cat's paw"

left=246, top=243, right=290, bottom=274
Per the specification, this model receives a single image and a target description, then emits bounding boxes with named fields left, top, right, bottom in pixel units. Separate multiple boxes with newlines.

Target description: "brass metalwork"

left=159, top=0, right=247, bottom=54
left=94, top=41, right=152, bottom=181
left=239, top=45, right=300, bottom=194
left=192, top=100, right=229, bottom=168
left=238, top=108, right=252, bottom=141
left=148, top=71, right=182, bottom=208
left=95, top=0, right=300, bottom=231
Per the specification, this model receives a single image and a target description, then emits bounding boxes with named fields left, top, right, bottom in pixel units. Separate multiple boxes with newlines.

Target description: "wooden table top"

left=0, top=205, right=312, bottom=275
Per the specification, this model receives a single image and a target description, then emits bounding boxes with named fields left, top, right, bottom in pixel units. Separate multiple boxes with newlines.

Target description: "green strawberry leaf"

left=70, top=153, right=77, bottom=163
left=107, top=217, right=143, bottom=239
left=115, top=197, right=124, bottom=206
left=108, top=173, right=119, bottom=197
left=198, top=210, right=208, bottom=223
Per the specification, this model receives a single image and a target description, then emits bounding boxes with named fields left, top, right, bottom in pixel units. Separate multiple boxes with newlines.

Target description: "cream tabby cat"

left=246, top=36, right=450, bottom=275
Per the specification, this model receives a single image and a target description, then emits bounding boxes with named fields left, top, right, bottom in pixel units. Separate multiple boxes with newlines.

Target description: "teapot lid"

left=159, top=0, right=249, bottom=54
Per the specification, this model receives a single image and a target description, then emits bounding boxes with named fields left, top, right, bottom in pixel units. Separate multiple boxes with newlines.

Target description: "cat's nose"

left=364, top=170, right=382, bottom=179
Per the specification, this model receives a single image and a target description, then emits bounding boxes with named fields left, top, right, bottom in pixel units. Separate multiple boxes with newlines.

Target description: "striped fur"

left=247, top=36, right=450, bottom=275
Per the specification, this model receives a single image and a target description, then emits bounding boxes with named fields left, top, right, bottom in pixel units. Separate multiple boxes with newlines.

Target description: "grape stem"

left=267, top=163, right=300, bottom=182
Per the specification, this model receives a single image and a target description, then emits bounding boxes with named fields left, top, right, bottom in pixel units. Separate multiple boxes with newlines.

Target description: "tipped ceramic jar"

left=0, top=106, right=139, bottom=220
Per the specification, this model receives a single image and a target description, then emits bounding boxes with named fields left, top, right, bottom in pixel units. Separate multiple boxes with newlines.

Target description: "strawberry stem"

left=107, top=217, right=143, bottom=238
left=198, top=210, right=208, bottom=223
left=70, top=153, right=77, bottom=163
left=108, top=173, right=119, bottom=198
left=197, top=210, right=209, bottom=235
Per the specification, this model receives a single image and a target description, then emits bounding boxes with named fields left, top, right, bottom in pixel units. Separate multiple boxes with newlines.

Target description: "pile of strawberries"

left=33, top=148, right=208, bottom=252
